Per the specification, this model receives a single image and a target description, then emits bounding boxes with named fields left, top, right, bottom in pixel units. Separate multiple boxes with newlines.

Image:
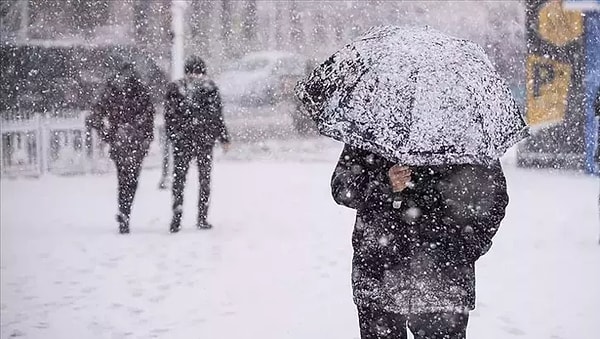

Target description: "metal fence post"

left=36, top=114, right=43, bottom=176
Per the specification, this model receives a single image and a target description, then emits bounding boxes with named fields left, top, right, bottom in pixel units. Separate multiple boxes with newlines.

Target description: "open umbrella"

left=296, top=25, right=528, bottom=166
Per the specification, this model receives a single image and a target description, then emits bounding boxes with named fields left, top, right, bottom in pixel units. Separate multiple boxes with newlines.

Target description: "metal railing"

left=1, top=112, right=166, bottom=177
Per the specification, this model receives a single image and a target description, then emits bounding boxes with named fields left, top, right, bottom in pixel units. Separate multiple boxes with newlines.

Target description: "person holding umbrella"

left=296, top=26, right=528, bottom=339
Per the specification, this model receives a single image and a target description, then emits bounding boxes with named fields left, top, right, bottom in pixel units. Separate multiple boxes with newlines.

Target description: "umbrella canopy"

left=296, top=25, right=528, bottom=166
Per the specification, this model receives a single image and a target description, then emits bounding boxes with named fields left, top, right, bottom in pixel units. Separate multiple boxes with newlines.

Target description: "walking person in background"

left=164, top=56, right=230, bottom=233
left=87, top=61, right=155, bottom=234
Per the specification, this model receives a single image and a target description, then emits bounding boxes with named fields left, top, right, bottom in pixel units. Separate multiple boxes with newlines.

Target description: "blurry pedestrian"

left=87, top=61, right=155, bottom=234
left=164, top=56, right=230, bottom=233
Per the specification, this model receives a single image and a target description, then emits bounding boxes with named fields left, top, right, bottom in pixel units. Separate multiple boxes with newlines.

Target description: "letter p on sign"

left=526, top=55, right=572, bottom=126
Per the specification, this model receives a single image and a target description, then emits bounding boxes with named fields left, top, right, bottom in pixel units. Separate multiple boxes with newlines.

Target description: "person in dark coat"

left=87, top=62, right=155, bottom=234
left=331, top=145, right=509, bottom=339
left=165, top=56, right=230, bottom=233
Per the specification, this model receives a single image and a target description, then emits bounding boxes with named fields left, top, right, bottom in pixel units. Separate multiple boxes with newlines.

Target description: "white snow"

left=1, top=139, right=599, bottom=339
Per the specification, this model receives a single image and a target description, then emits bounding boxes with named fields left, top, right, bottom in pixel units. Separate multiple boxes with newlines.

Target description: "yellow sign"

left=538, top=0, right=583, bottom=47
left=526, top=55, right=572, bottom=126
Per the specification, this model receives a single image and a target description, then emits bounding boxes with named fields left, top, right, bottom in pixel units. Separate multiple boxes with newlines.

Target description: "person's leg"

left=158, top=129, right=170, bottom=189
left=115, top=160, right=129, bottom=233
left=115, top=155, right=144, bottom=233
left=126, top=154, right=145, bottom=212
left=357, top=307, right=408, bottom=339
left=196, top=147, right=214, bottom=228
left=170, top=150, right=191, bottom=232
left=115, top=160, right=133, bottom=233
left=408, top=312, right=469, bottom=339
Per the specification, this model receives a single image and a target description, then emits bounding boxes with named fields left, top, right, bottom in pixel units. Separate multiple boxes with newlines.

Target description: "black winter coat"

left=331, top=145, right=509, bottom=314
left=164, top=75, right=229, bottom=152
left=87, top=74, right=155, bottom=163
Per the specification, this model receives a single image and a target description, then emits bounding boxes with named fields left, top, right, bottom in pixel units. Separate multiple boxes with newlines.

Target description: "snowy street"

left=1, top=140, right=598, bottom=339
left=2, top=0, right=599, bottom=338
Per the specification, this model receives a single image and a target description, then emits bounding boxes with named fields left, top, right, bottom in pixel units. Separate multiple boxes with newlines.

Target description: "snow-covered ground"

left=1, top=139, right=599, bottom=339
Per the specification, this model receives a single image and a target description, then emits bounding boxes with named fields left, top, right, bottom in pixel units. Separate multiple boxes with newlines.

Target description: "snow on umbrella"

left=295, top=25, right=529, bottom=166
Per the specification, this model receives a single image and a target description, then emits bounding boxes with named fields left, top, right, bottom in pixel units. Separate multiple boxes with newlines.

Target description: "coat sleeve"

left=470, top=164, right=508, bottom=260
left=331, top=145, right=394, bottom=210
left=443, top=162, right=509, bottom=262
left=88, top=85, right=112, bottom=143
left=138, top=86, right=155, bottom=142
left=211, top=87, right=230, bottom=144
left=164, top=82, right=180, bottom=143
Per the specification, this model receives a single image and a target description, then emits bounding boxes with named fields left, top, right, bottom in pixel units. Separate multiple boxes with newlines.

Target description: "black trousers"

left=159, top=127, right=171, bottom=181
left=171, top=144, right=213, bottom=224
left=112, top=147, right=146, bottom=220
left=358, top=307, right=469, bottom=339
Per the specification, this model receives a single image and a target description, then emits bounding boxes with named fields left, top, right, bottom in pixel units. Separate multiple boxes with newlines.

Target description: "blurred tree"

left=221, top=0, right=232, bottom=58
left=290, top=0, right=303, bottom=51
left=275, top=1, right=284, bottom=50
left=0, top=0, right=26, bottom=40
left=190, top=0, right=214, bottom=58
left=28, top=0, right=63, bottom=38
left=242, top=0, right=257, bottom=54
left=69, top=0, right=109, bottom=35
left=133, top=0, right=150, bottom=45
left=27, top=0, right=109, bottom=39
left=313, top=12, right=326, bottom=44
